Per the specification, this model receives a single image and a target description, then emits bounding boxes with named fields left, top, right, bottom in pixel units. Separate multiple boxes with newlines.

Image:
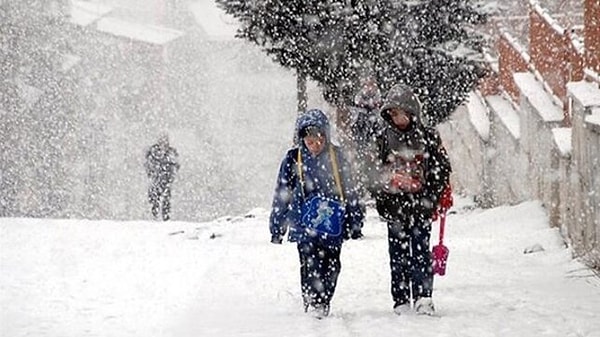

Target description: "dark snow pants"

left=297, top=241, right=341, bottom=308
left=148, top=181, right=171, bottom=221
left=387, top=214, right=433, bottom=306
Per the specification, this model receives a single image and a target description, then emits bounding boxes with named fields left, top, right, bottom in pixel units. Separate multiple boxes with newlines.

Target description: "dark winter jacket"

left=371, top=85, right=451, bottom=221
left=269, top=109, right=363, bottom=245
left=349, top=105, right=383, bottom=155
left=350, top=84, right=383, bottom=150
left=145, top=143, right=180, bottom=185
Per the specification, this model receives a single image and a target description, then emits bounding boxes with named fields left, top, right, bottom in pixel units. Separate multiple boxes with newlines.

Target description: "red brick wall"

left=529, top=6, right=586, bottom=124
left=497, top=35, right=529, bottom=103
left=479, top=69, right=500, bottom=96
left=566, top=36, right=586, bottom=82
left=585, top=0, right=600, bottom=73
left=529, top=9, right=568, bottom=99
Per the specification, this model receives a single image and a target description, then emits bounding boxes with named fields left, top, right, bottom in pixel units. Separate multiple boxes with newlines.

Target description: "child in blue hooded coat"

left=269, top=108, right=364, bottom=318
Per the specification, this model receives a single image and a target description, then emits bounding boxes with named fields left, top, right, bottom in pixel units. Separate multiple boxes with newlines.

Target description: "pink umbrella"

left=432, top=209, right=449, bottom=276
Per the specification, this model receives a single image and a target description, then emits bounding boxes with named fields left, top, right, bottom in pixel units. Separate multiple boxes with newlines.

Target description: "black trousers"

left=387, top=215, right=433, bottom=306
left=148, top=182, right=171, bottom=221
left=297, top=241, right=341, bottom=308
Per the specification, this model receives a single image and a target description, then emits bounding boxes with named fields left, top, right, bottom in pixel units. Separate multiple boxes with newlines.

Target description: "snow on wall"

left=584, top=69, right=600, bottom=84
left=551, top=127, right=572, bottom=157
left=501, top=31, right=531, bottom=63
left=567, top=81, right=600, bottom=108
left=444, top=80, right=600, bottom=228
left=438, top=104, right=490, bottom=205
left=485, top=95, right=520, bottom=139
left=513, top=72, right=563, bottom=124
left=514, top=72, right=566, bottom=221
left=487, top=97, right=529, bottom=205
left=530, top=0, right=565, bottom=36
left=466, top=91, right=490, bottom=141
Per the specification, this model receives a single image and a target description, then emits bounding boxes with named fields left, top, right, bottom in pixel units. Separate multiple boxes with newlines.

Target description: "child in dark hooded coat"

left=269, top=108, right=364, bottom=318
left=369, top=85, right=452, bottom=315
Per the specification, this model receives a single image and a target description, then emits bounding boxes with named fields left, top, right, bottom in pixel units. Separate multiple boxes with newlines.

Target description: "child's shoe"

left=415, top=297, right=435, bottom=316
left=393, top=302, right=411, bottom=315
left=310, top=304, right=330, bottom=319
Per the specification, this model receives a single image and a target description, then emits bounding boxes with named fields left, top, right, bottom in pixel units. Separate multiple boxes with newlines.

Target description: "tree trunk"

left=297, top=70, right=307, bottom=115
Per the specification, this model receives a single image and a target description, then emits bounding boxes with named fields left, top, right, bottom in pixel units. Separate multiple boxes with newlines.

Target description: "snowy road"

left=1, top=197, right=600, bottom=336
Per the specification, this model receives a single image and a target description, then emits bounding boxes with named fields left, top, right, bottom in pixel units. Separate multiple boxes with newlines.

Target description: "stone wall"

left=438, top=93, right=490, bottom=206
left=567, top=82, right=600, bottom=262
left=441, top=80, right=600, bottom=267
left=443, top=0, right=600, bottom=268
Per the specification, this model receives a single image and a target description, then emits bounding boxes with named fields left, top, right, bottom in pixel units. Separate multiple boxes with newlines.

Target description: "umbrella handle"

left=438, top=209, right=446, bottom=244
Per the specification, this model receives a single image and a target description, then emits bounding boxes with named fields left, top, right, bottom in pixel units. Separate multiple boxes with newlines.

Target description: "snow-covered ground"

left=2, top=197, right=600, bottom=337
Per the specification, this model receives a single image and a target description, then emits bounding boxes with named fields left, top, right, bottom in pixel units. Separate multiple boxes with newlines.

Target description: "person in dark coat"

left=348, top=76, right=385, bottom=236
left=269, top=108, right=364, bottom=319
left=369, top=84, right=452, bottom=316
left=350, top=76, right=384, bottom=160
left=144, top=135, right=180, bottom=221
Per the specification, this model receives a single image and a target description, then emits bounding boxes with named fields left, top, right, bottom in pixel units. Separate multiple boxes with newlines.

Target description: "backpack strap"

left=297, top=146, right=345, bottom=203
left=329, top=145, right=345, bottom=203
left=297, top=149, right=305, bottom=200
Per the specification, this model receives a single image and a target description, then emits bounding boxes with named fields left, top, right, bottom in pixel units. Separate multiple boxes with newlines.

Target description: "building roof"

left=70, top=0, right=113, bottom=26
left=96, top=17, right=184, bottom=45
left=189, top=1, right=238, bottom=41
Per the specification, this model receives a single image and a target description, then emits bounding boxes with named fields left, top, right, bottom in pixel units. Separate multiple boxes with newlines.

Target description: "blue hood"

left=295, top=108, right=331, bottom=142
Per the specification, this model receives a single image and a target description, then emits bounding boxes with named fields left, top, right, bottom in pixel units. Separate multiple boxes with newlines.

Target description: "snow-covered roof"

left=96, top=17, right=184, bottom=45
left=486, top=95, right=520, bottom=139
left=466, top=91, right=490, bottom=141
left=567, top=81, right=600, bottom=108
left=189, top=1, right=238, bottom=41
left=513, top=72, right=563, bottom=123
left=70, top=0, right=113, bottom=27
left=551, top=127, right=572, bottom=157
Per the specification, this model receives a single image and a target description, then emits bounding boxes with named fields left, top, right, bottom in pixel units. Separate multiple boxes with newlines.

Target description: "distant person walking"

left=145, top=134, right=180, bottom=221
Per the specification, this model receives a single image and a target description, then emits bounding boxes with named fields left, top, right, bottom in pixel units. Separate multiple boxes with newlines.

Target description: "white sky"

left=2, top=197, right=600, bottom=337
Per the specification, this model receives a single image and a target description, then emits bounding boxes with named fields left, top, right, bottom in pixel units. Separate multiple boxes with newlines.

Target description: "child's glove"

left=351, top=230, right=364, bottom=240
left=270, top=234, right=283, bottom=244
left=432, top=185, right=453, bottom=221
left=439, top=185, right=453, bottom=211
left=390, top=172, right=422, bottom=193
left=345, top=224, right=364, bottom=240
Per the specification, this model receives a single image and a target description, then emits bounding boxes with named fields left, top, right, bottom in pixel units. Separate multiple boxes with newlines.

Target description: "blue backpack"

left=297, top=146, right=346, bottom=243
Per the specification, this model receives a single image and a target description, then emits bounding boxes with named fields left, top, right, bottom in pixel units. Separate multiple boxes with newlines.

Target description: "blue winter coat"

left=269, top=109, right=363, bottom=246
